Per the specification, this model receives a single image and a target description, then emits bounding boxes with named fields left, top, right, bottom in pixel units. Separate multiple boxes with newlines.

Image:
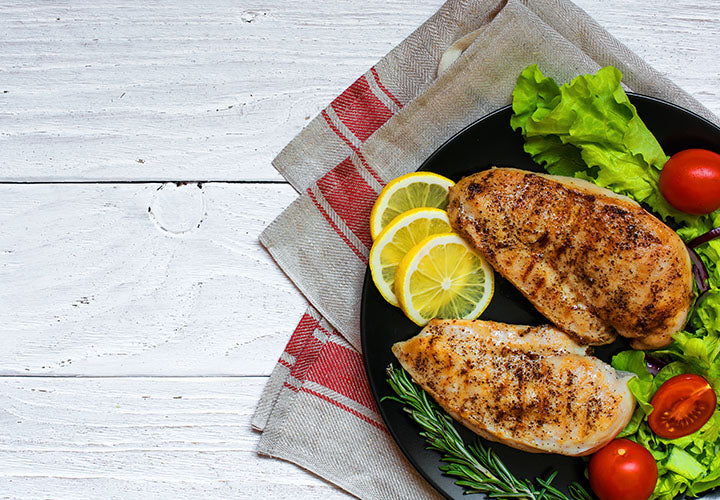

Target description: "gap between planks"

left=1, top=182, right=307, bottom=377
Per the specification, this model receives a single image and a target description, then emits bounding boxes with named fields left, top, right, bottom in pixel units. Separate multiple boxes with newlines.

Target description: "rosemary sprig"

left=385, top=365, right=593, bottom=500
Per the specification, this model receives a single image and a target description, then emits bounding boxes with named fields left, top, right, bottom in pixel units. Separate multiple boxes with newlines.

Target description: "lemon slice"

left=370, top=172, right=455, bottom=241
left=396, top=233, right=494, bottom=326
left=369, top=208, right=452, bottom=306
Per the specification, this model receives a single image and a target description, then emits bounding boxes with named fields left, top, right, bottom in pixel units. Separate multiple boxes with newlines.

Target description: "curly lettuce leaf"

left=659, top=330, right=720, bottom=393
left=612, top=350, right=654, bottom=415
left=510, top=64, right=715, bottom=226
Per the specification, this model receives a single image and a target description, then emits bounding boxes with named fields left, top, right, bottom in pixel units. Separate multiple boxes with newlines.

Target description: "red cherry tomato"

left=648, top=373, right=717, bottom=439
left=589, top=439, right=657, bottom=500
left=659, top=148, right=720, bottom=215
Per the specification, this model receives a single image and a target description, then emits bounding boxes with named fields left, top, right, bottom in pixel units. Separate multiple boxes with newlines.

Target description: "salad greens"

left=511, top=64, right=720, bottom=500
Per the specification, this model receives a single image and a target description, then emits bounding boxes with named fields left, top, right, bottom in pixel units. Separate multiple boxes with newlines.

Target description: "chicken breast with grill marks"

left=447, top=168, right=694, bottom=349
left=392, top=319, right=635, bottom=456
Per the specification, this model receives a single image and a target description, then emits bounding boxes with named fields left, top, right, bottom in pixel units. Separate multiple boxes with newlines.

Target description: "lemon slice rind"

left=370, top=172, right=455, bottom=241
left=369, top=208, right=452, bottom=307
left=395, top=233, right=494, bottom=326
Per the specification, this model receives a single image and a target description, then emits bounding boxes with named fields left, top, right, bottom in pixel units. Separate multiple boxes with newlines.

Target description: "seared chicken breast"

left=447, top=168, right=694, bottom=349
left=392, top=319, right=635, bottom=456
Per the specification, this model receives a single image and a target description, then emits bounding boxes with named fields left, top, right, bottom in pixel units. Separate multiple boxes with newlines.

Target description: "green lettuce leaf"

left=665, top=448, right=705, bottom=480
left=612, top=351, right=654, bottom=414
left=660, top=331, right=720, bottom=392
left=654, top=473, right=691, bottom=500
left=510, top=64, right=717, bottom=226
left=691, top=452, right=720, bottom=495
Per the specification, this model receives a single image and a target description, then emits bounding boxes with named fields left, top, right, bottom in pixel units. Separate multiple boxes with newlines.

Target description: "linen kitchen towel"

left=253, top=305, right=441, bottom=499
left=260, top=0, right=717, bottom=352
left=254, top=0, right=719, bottom=498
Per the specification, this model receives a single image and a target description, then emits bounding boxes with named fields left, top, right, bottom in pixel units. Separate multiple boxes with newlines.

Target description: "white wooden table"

left=2, top=1, right=718, bottom=497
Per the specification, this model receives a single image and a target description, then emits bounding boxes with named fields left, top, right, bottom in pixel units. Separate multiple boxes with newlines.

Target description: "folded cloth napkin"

left=253, top=0, right=719, bottom=498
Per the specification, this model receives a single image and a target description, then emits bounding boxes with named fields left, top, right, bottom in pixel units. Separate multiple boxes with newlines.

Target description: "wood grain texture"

left=2, top=0, right=718, bottom=182
left=575, top=0, right=720, bottom=115
left=1, top=0, right=442, bottom=182
left=0, top=183, right=307, bottom=376
left=0, top=376, right=351, bottom=499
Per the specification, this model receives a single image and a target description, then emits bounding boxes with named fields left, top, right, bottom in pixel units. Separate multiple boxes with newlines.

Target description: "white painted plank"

left=0, top=376, right=351, bottom=499
left=2, top=0, right=719, bottom=182
left=0, top=0, right=443, bottom=182
left=0, top=183, right=308, bottom=377
left=574, top=0, right=720, bottom=113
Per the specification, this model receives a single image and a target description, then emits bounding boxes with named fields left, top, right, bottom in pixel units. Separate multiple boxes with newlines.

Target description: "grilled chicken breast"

left=447, top=168, right=694, bottom=349
left=392, top=319, right=635, bottom=456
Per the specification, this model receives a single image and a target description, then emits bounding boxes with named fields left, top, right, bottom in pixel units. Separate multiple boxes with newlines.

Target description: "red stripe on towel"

left=301, top=386, right=386, bottom=432
left=316, top=157, right=376, bottom=249
left=370, top=67, right=403, bottom=109
left=320, top=111, right=384, bottom=186
left=306, top=340, right=377, bottom=412
left=307, top=187, right=369, bottom=264
left=330, top=75, right=393, bottom=142
left=284, top=313, right=320, bottom=359
left=283, top=381, right=300, bottom=393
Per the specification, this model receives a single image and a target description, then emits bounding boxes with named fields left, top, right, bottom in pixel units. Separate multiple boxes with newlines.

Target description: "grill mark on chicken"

left=448, top=168, right=694, bottom=349
left=393, top=319, right=634, bottom=456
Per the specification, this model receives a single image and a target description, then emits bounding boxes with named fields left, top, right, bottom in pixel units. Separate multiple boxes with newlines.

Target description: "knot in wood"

left=148, top=183, right=206, bottom=235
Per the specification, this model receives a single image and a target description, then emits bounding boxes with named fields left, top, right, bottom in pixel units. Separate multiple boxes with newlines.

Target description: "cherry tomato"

left=659, top=148, right=720, bottom=215
left=648, top=373, right=717, bottom=439
left=589, top=439, right=657, bottom=500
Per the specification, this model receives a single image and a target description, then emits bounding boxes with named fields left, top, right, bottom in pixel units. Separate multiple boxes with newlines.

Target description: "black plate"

left=361, top=94, right=720, bottom=499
